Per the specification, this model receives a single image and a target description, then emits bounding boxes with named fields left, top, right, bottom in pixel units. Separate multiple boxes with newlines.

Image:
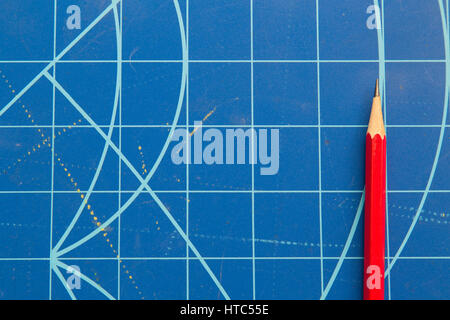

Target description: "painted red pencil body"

left=364, top=80, right=386, bottom=300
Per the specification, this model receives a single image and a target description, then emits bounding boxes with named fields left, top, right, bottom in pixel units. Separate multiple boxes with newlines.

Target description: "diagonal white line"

left=53, top=0, right=184, bottom=255
left=56, top=260, right=116, bottom=300
left=51, top=262, right=77, bottom=300
left=43, top=71, right=231, bottom=300
left=52, top=0, right=122, bottom=254
left=0, top=0, right=120, bottom=119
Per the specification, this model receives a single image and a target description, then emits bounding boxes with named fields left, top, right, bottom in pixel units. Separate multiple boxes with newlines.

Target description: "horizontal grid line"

left=1, top=256, right=449, bottom=261
left=0, top=190, right=449, bottom=194
left=0, top=59, right=446, bottom=63
left=0, top=125, right=448, bottom=128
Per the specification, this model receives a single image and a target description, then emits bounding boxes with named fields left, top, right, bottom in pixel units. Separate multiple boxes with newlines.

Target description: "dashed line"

left=137, top=145, right=148, bottom=176
left=0, top=68, right=144, bottom=298
left=54, top=151, right=144, bottom=299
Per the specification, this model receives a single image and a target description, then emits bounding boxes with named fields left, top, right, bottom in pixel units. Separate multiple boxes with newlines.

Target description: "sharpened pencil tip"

left=374, top=79, right=380, bottom=97
left=368, top=78, right=385, bottom=137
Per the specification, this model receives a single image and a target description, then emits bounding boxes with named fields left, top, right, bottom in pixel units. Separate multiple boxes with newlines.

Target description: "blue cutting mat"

left=0, top=0, right=449, bottom=300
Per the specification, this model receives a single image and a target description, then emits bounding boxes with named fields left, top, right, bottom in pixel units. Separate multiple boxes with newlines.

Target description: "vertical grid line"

left=380, top=0, right=392, bottom=300
left=316, top=0, right=324, bottom=295
left=117, top=0, right=123, bottom=300
left=250, top=0, right=256, bottom=300
left=49, top=0, right=57, bottom=300
left=186, top=0, right=190, bottom=301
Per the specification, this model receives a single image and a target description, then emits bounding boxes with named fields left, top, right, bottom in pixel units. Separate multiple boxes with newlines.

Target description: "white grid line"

left=117, top=0, right=123, bottom=300
left=0, top=190, right=449, bottom=194
left=186, top=0, right=190, bottom=300
left=48, top=0, right=57, bottom=300
left=0, top=59, right=447, bottom=63
left=1, top=124, right=447, bottom=128
left=250, top=0, right=256, bottom=300
left=316, top=0, right=324, bottom=295
left=380, top=0, right=392, bottom=300
left=1, top=256, right=449, bottom=261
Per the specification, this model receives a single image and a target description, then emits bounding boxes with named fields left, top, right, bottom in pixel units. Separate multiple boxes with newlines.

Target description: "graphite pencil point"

left=374, top=79, right=380, bottom=97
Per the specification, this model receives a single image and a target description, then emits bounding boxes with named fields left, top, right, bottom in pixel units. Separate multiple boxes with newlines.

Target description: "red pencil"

left=364, top=80, right=386, bottom=300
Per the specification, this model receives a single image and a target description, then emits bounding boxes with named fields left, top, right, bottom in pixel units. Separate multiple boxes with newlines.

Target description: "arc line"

left=44, top=0, right=231, bottom=299
left=43, top=71, right=230, bottom=300
left=320, top=0, right=385, bottom=300
left=320, top=191, right=365, bottom=300
left=56, top=260, right=116, bottom=300
left=51, top=263, right=77, bottom=300
left=52, top=1, right=122, bottom=253
left=385, top=0, right=449, bottom=276
left=0, top=0, right=121, bottom=119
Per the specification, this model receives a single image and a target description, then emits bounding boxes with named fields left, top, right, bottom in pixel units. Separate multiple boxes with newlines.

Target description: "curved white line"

left=52, top=2, right=122, bottom=253
left=51, top=262, right=77, bottom=300
left=385, top=0, right=449, bottom=276
left=56, top=260, right=116, bottom=300
left=320, top=191, right=365, bottom=299
left=51, top=0, right=231, bottom=299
